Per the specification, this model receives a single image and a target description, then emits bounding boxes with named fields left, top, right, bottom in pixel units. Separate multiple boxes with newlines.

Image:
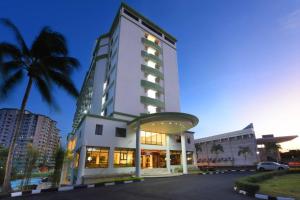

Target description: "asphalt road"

left=6, top=172, right=254, bottom=200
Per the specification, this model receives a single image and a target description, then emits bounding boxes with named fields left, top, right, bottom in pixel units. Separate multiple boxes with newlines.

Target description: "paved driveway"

left=6, top=172, right=253, bottom=200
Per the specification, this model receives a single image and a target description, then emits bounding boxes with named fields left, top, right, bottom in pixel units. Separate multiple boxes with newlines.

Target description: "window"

left=170, top=151, right=181, bottom=165
left=187, top=151, right=193, bottom=165
left=187, top=137, right=191, bottom=144
left=175, top=136, right=181, bottom=143
left=85, top=147, right=109, bottom=168
left=146, top=47, right=156, bottom=55
left=147, top=105, right=157, bottom=114
left=147, top=89, right=157, bottom=99
left=123, top=9, right=139, bottom=21
left=141, top=131, right=165, bottom=145
left=164, top=36, right=175, bottom=45
left=147, top=74, right=156, bottom=83
left=142, top=21, right=162, bottom=36
left=116, top=128, right=126, bottom=137
left=95, top=124, right=103, bottom=135
left=147, top=60, right=156, bottom=68
left=114, top=148, right=135, bottom=167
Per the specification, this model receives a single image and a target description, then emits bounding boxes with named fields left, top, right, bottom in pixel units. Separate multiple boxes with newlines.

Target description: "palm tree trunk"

left=2, top=78, right=33, bottom=192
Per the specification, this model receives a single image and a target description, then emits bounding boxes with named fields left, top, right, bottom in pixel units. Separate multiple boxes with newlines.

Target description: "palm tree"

left=265, top=143, right=282, bottom=162
left=0, top=19, right=79, bottom=192
left=238, top=146, right=252, bottom=161
left=210, top=143, right=224, bottom=161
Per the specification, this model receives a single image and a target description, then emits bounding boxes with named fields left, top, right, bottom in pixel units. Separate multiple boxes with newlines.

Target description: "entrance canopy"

left=128, top=112, right=199, bottom=134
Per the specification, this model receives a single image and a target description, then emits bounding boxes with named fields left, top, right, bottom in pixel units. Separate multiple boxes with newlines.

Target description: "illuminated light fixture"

left=83, top=110, right=88, bottom=114
left=87, top=156, right=92, bottom=161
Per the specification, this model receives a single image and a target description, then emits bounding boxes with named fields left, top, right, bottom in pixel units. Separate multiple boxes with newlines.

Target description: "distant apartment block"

left=0, top=108, right=60, bottom=170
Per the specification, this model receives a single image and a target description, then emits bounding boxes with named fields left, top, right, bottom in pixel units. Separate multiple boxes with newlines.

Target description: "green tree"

left=210, top=143, right=224, bottom=161
left=238, top=146, right=252, bottom=160
left=265, top=143, right=282, bottom=162
left=21, top=144, right=39, bottom=190
left=0, top=19, right=79, bottom=192
left=0, top=146, right=8, bottom=185
left=52, top=147, right=65, bottom=187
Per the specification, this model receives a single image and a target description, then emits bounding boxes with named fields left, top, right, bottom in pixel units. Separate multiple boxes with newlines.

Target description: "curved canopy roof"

left=256, top=135, right=298, bottom=144
left=128, top=112, right=199, bottom=134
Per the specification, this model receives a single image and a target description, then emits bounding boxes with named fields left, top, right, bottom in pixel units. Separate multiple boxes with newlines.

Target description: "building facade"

left=65, top=3, right=198, bottom=185
left=195, top=124, right=259, bottom=167
left=0, top=108, right=60, bottom=171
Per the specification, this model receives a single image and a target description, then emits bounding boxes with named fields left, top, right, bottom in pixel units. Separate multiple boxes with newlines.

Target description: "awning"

left=128, top=112, right=199, bottom=134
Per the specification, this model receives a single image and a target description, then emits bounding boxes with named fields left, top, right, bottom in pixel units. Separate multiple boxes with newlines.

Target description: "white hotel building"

left=65, top=3, right=198, bottom=184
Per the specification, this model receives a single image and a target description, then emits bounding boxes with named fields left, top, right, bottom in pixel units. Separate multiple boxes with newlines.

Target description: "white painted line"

left=250, top=169, right=255, bottom=172
left=87, top=184, right=95, bottom=188
left=231, top=170, right=236, bottom=172
left=104, top=182, right=115, bottom=186
left=239, top=190, right=247, bottom=195
left=124, top=180, right=133, bottom=184
left=58, top=186, right=74, bottom=192
left=255, top=194, right=269, bottom=199
left=32, top=189, right=41, bottom=194
left=240, top=170, right=245, bottom=172
left=11, top=192, right=22, bottom=197
left=277, top=197, right=295, bottom=200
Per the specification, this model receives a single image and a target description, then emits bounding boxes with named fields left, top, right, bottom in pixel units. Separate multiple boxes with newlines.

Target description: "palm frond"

left=0, top=69, right=24, bottom=98
left=31, top=27, right=68, bottom=58
left=0, top=42, right=22, bottom=59
left=34, top=77, right=52, bottom=104
left=41, top=56, right=79, bottom=74
left=1, top=60, right=23, bottom=75
left=0, top=19, right=29, bottom=56
left=48, top=70, right=79, bottom=97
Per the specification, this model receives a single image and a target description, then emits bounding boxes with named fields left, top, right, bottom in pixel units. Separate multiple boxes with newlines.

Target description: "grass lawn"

left=259, top=174, right=300, bottom=199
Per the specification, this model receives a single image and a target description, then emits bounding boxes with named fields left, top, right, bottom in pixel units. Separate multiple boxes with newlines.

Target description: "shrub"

left=235, top=170, right=289, bottom=195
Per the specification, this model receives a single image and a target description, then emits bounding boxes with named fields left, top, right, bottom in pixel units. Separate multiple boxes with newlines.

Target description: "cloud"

left=280, top=9, right=300, bottom=30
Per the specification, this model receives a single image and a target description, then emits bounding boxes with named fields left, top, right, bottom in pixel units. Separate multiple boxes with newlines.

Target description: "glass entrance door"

left=141, top=150, right=166, bottom=168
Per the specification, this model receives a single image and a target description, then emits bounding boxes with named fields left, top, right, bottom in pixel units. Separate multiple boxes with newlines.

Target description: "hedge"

left=235, top=168, right=300, bottom=195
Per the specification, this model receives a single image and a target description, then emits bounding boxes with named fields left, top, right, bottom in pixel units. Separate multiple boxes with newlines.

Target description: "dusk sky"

left=0, top=0, right=299, bottom=150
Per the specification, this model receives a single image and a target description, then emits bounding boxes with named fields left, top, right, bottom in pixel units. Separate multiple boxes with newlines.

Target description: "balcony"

left=141, top=64, right=164, bottom=80
left=141, top=38, right=161, bottom=52
left=140, top=96, right=164, bottom=108
left=141, top=80, right=164, bottom=93
left=141, top=51, right=162, bottom=65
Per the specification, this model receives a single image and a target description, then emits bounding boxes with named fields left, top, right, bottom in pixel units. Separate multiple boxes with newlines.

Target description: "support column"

left=166, top=134, right=171, bottom=173
left=135, top=121, right=141, bottom=177
left=76, top=145, right=86, bottom=185
left=181, top=133, right=188, bottom=174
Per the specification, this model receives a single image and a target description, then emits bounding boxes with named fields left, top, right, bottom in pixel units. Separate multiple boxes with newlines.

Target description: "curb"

left=0, top=179, right=144, bottom=199
left=199, top=169, right=256, bottom=175
left=233, top=186, right=295, bottom=200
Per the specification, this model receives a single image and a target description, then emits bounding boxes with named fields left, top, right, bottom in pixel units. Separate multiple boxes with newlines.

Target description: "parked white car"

left=257, top=162, right=289, bottom=171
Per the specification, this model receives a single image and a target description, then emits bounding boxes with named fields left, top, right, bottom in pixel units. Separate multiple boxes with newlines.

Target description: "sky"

left=0, top=0, right=299, bottom=150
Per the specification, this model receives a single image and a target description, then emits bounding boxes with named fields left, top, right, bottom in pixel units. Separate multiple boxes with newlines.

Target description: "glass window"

left=170, top=151, right=181, bottom=165
left=95, top=124, right=103, bottom=135
left=147, top=89, right=157, bottom=99
left=114, top=148, right=135, bottom=167
left=141, top=131, right=165, bottom=145
left=147, top=47, right=156, bottom=55
left=187, top=151, right=193, bottom=165
left=187, top=137, right=191, bottom=144
left=147, top=60, right=156, bottom=68
left=147, top=105, right=157, bottom=114
left=175, top=136, right=181, bottom=143
left=116, top=128, right=126, bottom=137
left=147, top=74, right=157, bottom=83
left=85, top=147, right=109, bottom=168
